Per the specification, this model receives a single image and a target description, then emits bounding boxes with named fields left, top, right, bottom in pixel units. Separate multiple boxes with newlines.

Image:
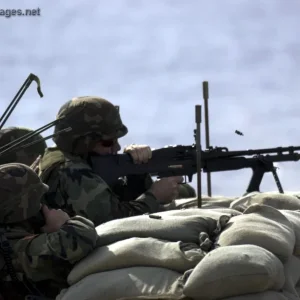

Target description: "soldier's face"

left=92, top=139, right=121, bottom=155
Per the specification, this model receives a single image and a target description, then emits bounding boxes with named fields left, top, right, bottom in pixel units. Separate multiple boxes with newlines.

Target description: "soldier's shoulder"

left=39, top=146, right=66, bottom=173
left=64, top=155, right=92, bottom=171
left=41, top=147, right=97, bottom=180
left=61, top=155, right=99, bottom=183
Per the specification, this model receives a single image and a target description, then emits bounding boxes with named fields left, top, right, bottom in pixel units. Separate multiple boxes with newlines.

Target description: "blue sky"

left=0, top=0, right=299, bottom=195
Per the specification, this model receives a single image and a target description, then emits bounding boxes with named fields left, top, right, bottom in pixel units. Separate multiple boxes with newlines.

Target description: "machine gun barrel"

left=203, top=145, right=300, bottom=159
left=203, top=152, right=300, bottom=193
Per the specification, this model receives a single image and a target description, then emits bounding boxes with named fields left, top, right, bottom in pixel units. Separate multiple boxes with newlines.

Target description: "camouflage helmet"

left=53, top=96, right=128, bottom=154
left=0, top=127, right=47, bottom=166
left=0, top=163, right=48, bottom=224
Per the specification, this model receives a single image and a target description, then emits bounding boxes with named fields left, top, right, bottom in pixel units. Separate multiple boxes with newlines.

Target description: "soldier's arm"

left=13, top=216, right=97, bottom=280
left=60, top=166, right=161, bottom=225
left=126, top=175, right=195, bottom=200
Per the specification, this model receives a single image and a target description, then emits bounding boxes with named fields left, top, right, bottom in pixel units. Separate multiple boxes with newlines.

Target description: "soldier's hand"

left=41, top=205, right=70, bottom=233
left=124, top=144, right=152, bottom=164
left=148, top=176, right=183, bottom=204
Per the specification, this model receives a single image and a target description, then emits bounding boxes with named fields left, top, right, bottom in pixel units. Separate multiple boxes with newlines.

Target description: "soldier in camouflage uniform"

left=38, top=96, right=195, bottom=226
left=0, top=163, right=97, bottom=299
left=0, top=127, right=47, bottom=167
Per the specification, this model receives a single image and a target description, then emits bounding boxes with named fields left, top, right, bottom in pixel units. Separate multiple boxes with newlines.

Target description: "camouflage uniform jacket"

left=7, top=215, right=97, bottom=297
left=39, top=147, right=162, bottom=226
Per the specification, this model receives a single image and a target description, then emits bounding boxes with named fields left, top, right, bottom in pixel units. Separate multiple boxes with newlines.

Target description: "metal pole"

left=202, top=81, right=212, bottom=196
left=195, top=105, right=202, bottom=208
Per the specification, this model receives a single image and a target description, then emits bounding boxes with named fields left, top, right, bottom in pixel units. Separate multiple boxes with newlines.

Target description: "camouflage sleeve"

left=60, top=166, right=161, bottom=225
left=128, top=176, right=196, bottom=199
left=118, top=174, right=195, bottom=201
left=13, top=216, right=97, bottom=281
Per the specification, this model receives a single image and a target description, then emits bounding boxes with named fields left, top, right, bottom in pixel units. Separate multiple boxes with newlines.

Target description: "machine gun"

left=90, top=144, right=300, bottom=195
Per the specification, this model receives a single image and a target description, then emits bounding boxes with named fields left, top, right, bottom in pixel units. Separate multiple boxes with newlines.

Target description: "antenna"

left=0, top=73, right=43, bottom=130
left=202, top=81, right=212, bottom=196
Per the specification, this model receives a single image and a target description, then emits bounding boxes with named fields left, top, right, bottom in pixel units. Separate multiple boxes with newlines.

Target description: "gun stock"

left=91, top=145, right=196, bottom=186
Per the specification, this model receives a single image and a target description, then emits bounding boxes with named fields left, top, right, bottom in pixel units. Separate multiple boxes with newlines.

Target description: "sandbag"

left=68, top=237, right=205, bottom=285
left=151, top=208, right=240, bottom=220
left=183, top=244, right=285, bottom=300
left=200, top=207, right=242, bottom=215
left=96, top=215, right=218, bottom=247
left=167, top=197, right=202, bottom=209
left=282, top=256, right=300, bottom=299
left=268, top=191, right=300, bottom=198
left=220, top=291, right=290, bottom=300
left=202, top=198, right=238, bottom=208
left=216, top=204, right=295, bottom=262
left=57, top=267, right=185, bottom=300
left=172, top=196, right=238, bottom=209
left=281, top=210, right=300, bottom=255
left=230, top=192, right=300, bottom=212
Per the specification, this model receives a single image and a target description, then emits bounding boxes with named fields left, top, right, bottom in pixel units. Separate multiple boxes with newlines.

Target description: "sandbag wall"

left=56, top=192, right=300, bottom=300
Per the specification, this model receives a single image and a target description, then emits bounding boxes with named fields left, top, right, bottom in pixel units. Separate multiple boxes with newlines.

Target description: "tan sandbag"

left=172, top=196, right=238, bottom=209
left=228, top=192, right=259, bottom=212
left=268, top=191, right=300, bottom=198
left=68, top=237, right=205, bottom=285
left=230, top=192, right=300, bottom=212
left=183, top=244, right=285, bottom=300
left=151, top=208, right=240, bottom=220
left=216, top=204, right=295, bottom=262
left=57, top=267, right=185, bottom=300
left=281, top=210, right=300, bottom=255
left=202, top=198, right=238, bottom=208
left=96, top=215, right=217, bottom=247
left=282, top=256, right=300, bottom=299
left=220, top=291, right=290, bottom=300
left=163, top=197, right=200, bottom=210
left=200, top=207, right=241, bottom=215
left=168, top=197, right=202, bottom=209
